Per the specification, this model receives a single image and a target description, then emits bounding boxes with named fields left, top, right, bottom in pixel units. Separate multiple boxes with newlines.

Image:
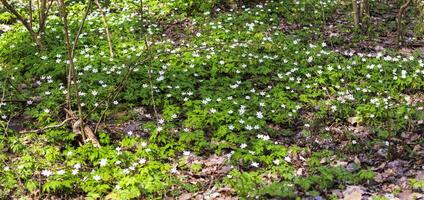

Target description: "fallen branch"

left=66, top=109, right=101, bottom=147
left=3, top=115, right=12, bottom=136
left=20, top=117, right=75, bottom=134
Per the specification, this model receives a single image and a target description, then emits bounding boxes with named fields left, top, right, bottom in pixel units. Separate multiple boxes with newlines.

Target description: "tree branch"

left=94, top=0, right=114, bottom=57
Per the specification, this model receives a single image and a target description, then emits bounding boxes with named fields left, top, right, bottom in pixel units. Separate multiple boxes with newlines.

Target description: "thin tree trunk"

left=29, top=0, right=33, bottom=29
left=0, top=0, right=45, bottom=50
left=94, top=0, right=114, bottom=58
left=38, top=0, right=52, bottom=36
left=57, top=0, right=100, bottom=147
left=31, top=32, right=45, bottom=49
left=140, top=0, right=143, bottom=37
left=361, top=0, right=370, bottom=29
left=352, top=0, right=361, bottom=28
left=57, top=0, right=86, bottom=141
left=396, top=0, right=412, bottom=47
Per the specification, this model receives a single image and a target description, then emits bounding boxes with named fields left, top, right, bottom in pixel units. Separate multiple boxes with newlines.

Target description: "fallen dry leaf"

left=398, top=190, right=413, bottom=200
left=416, top=170, right=424, bottom=181
left=204, top=155, right=226, bottom=167
left=178, top=193, right=194, bottom=200
left=343, top=186, right=365, bottom=200
left=348, top=116, right=362, bottom=125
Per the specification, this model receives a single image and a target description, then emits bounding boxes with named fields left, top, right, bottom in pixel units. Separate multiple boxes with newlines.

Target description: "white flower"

left=251, top=162, right=259, bottom=168
left=74, top=163, right=81, bottom=169
left=273, top=159, right=280, bottom=165
left=239, top=108, right=245, bottom=115
left=93, top=175, right=101, bottom=181
left=183, top=151, right=191, bottom=156
left=41, top=170, right=53, bottom=177
left=99, top=159, right=107, bottom=167
left=240, top=143, right=247, bottom=149
left=171, top=167, right=178, bottom=174
left=257, top=134, right=270, bottom=141
left=307, top=56, right=313, bottom=63
left=256, top=111, right=263, bottom=119
left=284, top=156, right=292, bottom=163
left=246, top=23, right=255, bottom=31
left=139, top=158, right=146, bottom=165
left=72, top=169, right=79, bottom=175
left=57, top=170, right=65, bottom=175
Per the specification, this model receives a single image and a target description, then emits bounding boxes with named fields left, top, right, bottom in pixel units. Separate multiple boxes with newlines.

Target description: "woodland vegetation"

left=0, top=0, right=423, bottom=199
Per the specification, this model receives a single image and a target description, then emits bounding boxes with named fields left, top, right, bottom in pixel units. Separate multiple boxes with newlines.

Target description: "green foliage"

left=410, top=179, right=424, bottom=190
left=0, top=0, right=422, bottom=199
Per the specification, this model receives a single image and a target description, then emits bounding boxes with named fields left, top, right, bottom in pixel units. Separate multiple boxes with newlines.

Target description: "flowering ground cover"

left=0, top=0, right=423, bottom=199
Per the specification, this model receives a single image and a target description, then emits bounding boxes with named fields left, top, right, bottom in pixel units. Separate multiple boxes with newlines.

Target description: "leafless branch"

left=19, top=117, right=76, bottom=133
left=94, top=0, right=114, bottom=57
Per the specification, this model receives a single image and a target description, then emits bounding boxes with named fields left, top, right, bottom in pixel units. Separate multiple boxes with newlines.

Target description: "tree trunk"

left=396, top=0, right=412, bottom=47
left=0, top=0, right=47, bottom=50
left=361, top=0, right=370, bottom=29
left=57, top=0, right=100, bottom=147
left=352, top=0, right=361, bottom=28
left=94, top=0, right=114, bottom=58
left=31, top=33, right=45, bottom=50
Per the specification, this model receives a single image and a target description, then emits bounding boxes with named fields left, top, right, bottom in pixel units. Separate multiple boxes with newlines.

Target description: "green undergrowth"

left=0, top=0, right=423, bottom=199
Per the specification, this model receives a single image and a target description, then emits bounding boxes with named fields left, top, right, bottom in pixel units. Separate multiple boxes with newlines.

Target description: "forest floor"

left=0, top=0, right=423, bottom=199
